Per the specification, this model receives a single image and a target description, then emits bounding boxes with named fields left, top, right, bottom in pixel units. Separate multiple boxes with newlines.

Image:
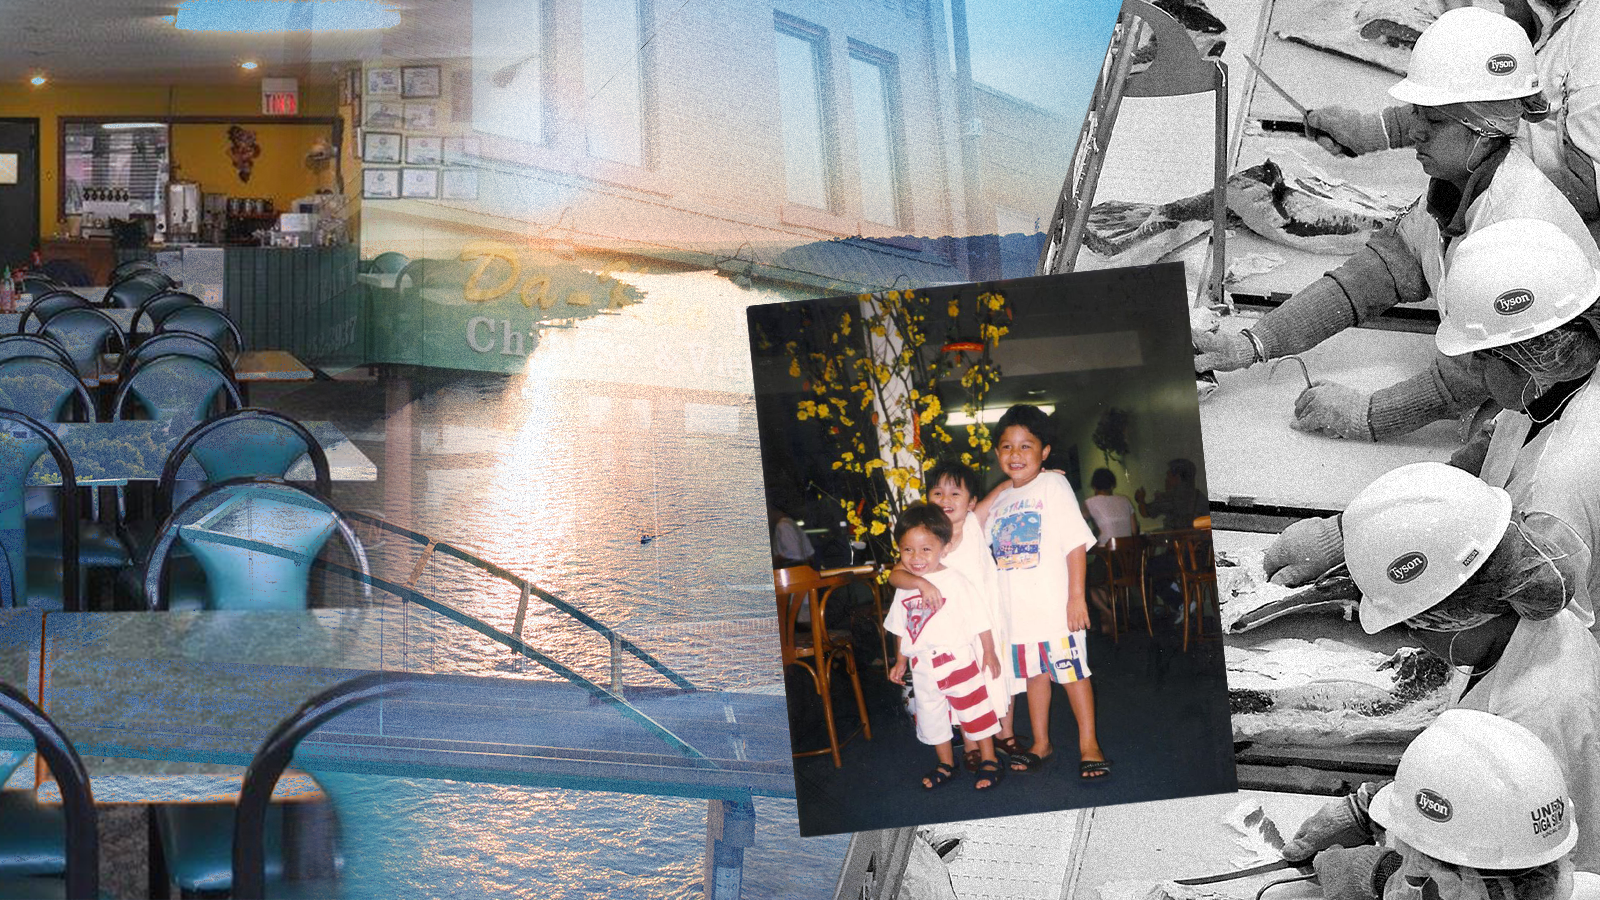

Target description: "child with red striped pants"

left=886, top=502, right=1005, bottom=791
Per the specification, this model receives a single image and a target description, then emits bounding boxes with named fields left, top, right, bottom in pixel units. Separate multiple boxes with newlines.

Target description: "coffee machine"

left=164, top=181, right=202, bottom=244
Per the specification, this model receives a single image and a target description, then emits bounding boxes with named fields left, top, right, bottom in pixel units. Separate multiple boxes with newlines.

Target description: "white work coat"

left=1394, top=148, right=1600, bottom=296
left=1452, top=609, right=1600, bottom=875
left=1481, top=371, right=1600, bottom=632
left=1523, top=0, right=1600, bottom=231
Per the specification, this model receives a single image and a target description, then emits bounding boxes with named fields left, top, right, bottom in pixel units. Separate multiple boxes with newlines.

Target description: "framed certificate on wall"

left=401, top=168, right=439, bottom=199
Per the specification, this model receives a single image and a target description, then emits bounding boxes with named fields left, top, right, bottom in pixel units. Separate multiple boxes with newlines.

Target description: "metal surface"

left=1176, top=859, right=1309, bottom=886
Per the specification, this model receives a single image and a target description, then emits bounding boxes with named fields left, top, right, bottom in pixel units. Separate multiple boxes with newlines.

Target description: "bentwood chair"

left=1171, top=527, right=1220, bottom=651
left=775, top=565, right=871, bottom=768
left=819, top=564, right=891, bottom=667
left=0, top=682, right=98, bottom=899
left=1102, top=535, right=1153, bottom=641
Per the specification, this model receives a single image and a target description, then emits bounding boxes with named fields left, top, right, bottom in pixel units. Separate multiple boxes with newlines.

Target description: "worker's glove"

left=1194, top=328, right=1260, bottom=373
left=1304, top=107, right=1391, bottom=157
left=1311, top=846, right=1398, bottom=900
left=1450, top=403, right=1501, bottom=476
left=1283, top=793, right=1376, bottom=863
left=1263, top=516, right=1345, bottom=586
left=1292, top=381, right=1376, bottom=441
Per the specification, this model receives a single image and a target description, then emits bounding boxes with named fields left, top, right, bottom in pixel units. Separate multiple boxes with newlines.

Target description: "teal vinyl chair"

left=364, top=251, right=409, bottom=275
left=15, top=292, right=91, bottom=335
left=154, top=307, right=243, bottom=363
left=128, top=292, right=202, bottom=347
left=108, top=258, right=159, bottom=282
left=39, top=307, right=126, bottom=382
left=0, top=410, right=81, bottom=611
left=0, top=681, right=98, bottom=899
left=115, top=333, right=235, bottom=388
left=141, top=478, right=368, bottom=612
left=112, top=354, right=241, bottom=426
left=0, top=336, right=79, bottom=374
left=230, top=672, right=415, bottom=900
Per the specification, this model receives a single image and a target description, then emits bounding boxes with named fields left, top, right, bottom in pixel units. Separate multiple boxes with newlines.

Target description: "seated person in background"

left=1083, top=467, right=1138, bottom=635
left=885, top=503, right=1005, bottom=792
left=1134, top=459, right=1206, bottom=531
left=769, top=501, right=816, bottom=569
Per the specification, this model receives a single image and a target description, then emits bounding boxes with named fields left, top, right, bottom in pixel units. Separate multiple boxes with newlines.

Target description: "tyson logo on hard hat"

left=1416, top=789, right=1453, bottom=822
left=1494, top=289, right=1536, bottom=316
left=1487, top=54, right=1518, bottom=76
left=1388, top=552, right=1429, bottom=584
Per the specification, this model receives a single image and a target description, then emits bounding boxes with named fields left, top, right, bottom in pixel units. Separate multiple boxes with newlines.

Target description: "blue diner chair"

left=155, top=307, right=244, bottom=364
left=0, top=336, right=80, bottom=375
left=115, top=332, right=235, bottom=388
left=141, top=477, right=368, bottom=613
left=108, top=259, right=158, bottom=283
left=18, top=276, right=61, bottom=301
left=0, top=681, right=98, bottom=900
left=128, top=292, right=202, bottom=347
left=364, top=251, right=409, bottom=275
left=112, top=353, right=241, bottom=426
left=39, top=307, right=126, bottom=383
left=16, top=292, right=91, bottom=335
left=0, top=410, right=80, bottom=611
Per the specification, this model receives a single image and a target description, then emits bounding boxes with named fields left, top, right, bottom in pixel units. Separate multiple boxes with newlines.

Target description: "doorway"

left=0, top=119, right=39, bottom=268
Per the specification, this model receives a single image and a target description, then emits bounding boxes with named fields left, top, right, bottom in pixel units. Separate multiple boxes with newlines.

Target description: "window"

left=472, top=0, right=545, bottom=145
left=849, top=50, right=899, bottom=227
left=583, top=0, right=645, bottom=167
left=61, top=122, right=169, bottom=214
left=774, top=22, right=830, bottom=210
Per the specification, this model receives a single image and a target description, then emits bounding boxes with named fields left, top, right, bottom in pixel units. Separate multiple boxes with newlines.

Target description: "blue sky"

left=964, top=0, right=1121, bottom=124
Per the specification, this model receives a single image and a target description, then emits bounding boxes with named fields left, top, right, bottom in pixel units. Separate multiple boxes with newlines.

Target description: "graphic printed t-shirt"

left=989, top=470, right=1097, bottom=643
left=884, top=566, right=992, bottom=657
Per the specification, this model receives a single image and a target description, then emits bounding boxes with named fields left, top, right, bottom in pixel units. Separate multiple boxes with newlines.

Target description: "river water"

left=336, top=270, right=849, bottom=898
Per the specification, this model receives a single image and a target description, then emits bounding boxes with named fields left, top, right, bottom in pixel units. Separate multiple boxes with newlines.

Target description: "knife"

left=1174, top=860, right=1313, bottom=886
left=1242, top=54, right=1358, bottom=157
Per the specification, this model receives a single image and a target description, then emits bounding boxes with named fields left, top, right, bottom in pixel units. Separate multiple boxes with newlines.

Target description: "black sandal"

left=1009, top=750, right=1053, bottom=772
left=922, top=762, right=959, bottom=790
left=974, top=758, right=1004, bottom=791
left=994, top=735, right=1023, bottom=757
left=1080, top=759, right=1112, bottom=781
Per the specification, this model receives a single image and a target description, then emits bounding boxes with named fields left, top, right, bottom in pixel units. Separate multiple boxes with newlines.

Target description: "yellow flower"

left=948, top=300, right=960, bottom=318
left=788, top=360, right=801, bottom=378
left=870, top=520, right=886, bottom=536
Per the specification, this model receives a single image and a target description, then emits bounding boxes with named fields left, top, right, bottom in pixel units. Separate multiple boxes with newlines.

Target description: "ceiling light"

left=174, top=0, right=401, bottom=32
left=240, top=60, right=259, bottom=70
left=29, top=75, right=46, bottom=86
left=101, top=122, right=166, bottom=130
left=945, top=404, right=1055, bottom=427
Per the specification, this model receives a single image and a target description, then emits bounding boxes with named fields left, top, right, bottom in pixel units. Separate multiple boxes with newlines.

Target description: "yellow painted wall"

left=0, top=81, right=337, bottom=241
left=170, top=122, right=332, bottom=213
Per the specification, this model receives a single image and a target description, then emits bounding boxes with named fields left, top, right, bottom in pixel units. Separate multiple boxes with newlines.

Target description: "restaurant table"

left=7, top=610, right=796, bottom=805
left=8, top=420, right=373, bottom=487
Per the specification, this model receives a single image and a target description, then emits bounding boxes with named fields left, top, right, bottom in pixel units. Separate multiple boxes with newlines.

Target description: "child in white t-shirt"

left=885, top=502, right=1005, bottom=791
left=889, top=460, right=1019, bottom=773
left=984, top=404, right=1109, bottom=781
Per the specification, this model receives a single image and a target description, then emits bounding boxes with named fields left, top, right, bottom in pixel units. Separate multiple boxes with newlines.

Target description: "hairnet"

left=1439, top=94, right=1551, bottom=137
left=1408, top=512, right=1584, bottom=628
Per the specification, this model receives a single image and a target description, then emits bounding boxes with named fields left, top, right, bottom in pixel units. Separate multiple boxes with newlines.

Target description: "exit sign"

left=261, top=77, right=299, bottom=115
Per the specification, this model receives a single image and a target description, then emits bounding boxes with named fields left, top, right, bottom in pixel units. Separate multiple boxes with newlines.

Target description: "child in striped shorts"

left=886, top=503, right=1005, bottom=791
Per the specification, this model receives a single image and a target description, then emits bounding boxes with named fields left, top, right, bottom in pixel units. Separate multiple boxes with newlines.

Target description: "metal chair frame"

left=116, top=331, right=236, bottom=386
left=0, top=409, right=81, bottom=612
left=232, top=672, right=413, bottom=900
left=40, top=306, right=128, bottom=379
left=0, top=682, right=97, bottom=899
left=128, top=290, right=202, bottom=343
left=0, top=334, right=79, bottom=375
left=16, top=290, right=91, bottom=334
left=155, top=305, right=245, bottom=361
left=157, top=408, right=332, bottom=522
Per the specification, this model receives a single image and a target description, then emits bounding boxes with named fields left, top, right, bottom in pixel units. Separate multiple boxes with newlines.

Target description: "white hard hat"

left=1370, top=709, right=1577, bottom=870
left=1344, top=462, right=1511, bottom=634
left=1388, top=7, right=1541, bottom=107
left=1435, top=219, right=1600, bottom=357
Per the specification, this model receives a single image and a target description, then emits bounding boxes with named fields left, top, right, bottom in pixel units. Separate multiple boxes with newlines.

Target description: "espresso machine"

left=164, top=181, right=202, bottom=244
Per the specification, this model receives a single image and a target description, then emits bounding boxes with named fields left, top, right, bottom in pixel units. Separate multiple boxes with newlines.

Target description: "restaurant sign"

left=366, top=243, right=644, bottom=374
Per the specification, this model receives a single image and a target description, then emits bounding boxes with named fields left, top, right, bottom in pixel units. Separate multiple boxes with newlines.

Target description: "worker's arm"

left=1251, top=215, right=1429, bottom=360
left=1367, top=351, right=1491, bottom=438
left=1545, top=40, right=1600, bottom=223
left=1304, top=105, right=1417, bottom=157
